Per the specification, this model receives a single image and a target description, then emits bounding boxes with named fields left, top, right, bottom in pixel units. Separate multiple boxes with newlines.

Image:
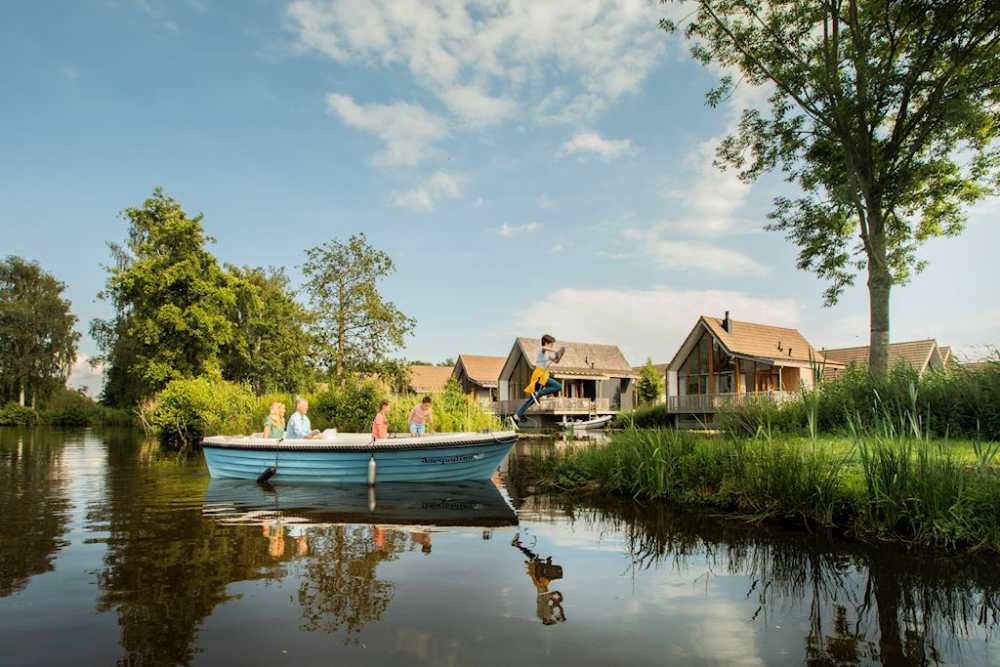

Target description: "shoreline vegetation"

left=534, top=388, right=1000, bottom=553
left=136, top=375, right=500, bottom=445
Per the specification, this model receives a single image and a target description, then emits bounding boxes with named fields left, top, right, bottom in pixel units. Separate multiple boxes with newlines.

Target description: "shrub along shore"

left=139, top=375, right=500, bottom=445
left=535, top=414, right=1000, bottom=552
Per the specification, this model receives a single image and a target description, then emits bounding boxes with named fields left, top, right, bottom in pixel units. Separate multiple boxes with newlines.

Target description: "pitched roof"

left=699, top=316, right=826, bottom=364
left=454, top=354, right=505, bottom=387
left=515, top=337, right=636, bottom=377
left=408, top=365, right=453, bottom=393
left=822, top=339, right=938, bottom=373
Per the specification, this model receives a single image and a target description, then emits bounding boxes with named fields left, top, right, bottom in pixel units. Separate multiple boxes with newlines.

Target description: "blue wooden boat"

left=202, top=479, right=518, bottom=528
left=201, top=431, right=518, bottom=484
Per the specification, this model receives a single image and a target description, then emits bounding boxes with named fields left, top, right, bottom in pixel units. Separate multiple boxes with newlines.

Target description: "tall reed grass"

left=537, top=398, right=1000, bottom=551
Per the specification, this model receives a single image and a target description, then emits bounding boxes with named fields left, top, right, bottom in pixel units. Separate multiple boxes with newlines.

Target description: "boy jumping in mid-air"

left=511, top=334, right=565, bottom=426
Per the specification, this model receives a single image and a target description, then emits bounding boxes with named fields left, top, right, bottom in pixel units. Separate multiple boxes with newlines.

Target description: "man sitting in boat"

left=511, top=334, right=565, bottom=425
left=286, top=398, right=320, bottom=439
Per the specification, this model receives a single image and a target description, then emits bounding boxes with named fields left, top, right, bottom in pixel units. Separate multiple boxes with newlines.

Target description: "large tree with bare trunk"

left=665, top=0, right=1000, bottom=376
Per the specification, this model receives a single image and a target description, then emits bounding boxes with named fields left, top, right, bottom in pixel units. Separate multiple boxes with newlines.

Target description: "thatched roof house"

left=496, top=337, right=637, bottom=419
left=822, top=339, right=951, bottom=377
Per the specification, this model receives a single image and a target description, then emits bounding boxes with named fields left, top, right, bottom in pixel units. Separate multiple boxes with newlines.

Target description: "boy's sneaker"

left=509, top=415, right=521, bottom=429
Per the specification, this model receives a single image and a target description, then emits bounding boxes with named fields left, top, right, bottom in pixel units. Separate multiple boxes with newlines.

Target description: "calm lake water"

left=2, top=428, right=999, bottom=666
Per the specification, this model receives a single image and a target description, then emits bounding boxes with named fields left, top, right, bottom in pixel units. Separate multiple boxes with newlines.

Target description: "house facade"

left=495, top=337, right=637, bottom=421
left=452, top=354, right=505, bottom=402
left=667, top=313, right=838, bottom=423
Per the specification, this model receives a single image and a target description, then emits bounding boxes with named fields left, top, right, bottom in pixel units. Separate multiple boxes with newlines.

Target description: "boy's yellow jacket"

left=524, top=367, right=550, bottom=396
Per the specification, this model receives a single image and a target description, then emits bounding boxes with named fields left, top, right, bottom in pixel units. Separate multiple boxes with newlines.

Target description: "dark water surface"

left=2, top=429, right=998, bottom=666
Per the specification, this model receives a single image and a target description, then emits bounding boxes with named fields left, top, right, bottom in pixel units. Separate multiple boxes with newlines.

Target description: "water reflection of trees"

left=92, top=436, right=290, bottom=667
left=554, top=498, right=1000, bottom=666
left=0, top=429, right=72, bottom=598
left=296, top=525, right=406, bottom=641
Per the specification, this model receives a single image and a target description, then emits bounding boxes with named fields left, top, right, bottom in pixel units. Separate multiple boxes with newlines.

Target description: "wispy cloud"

left=559, top=131, right=635, bottom=160
left=391, top=171, right=463, bottom=211
left=288, top=0, right=678, bottom=126
left=624, top=229, right=767, bottom=275
left=499, top=222, right=542, bottom=238
left=325, top=93, right=448, bottom=167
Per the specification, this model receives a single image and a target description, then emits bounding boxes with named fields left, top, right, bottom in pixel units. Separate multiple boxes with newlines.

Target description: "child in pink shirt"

left=408, top=396, right=433, bottom=435
left=372, top=400, right=390, bottom=440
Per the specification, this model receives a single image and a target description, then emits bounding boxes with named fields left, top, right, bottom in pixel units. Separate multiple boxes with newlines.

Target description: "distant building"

left=408, top=365, right=453, bottom=394
left=452, top=354, right=505, bottom=402
left=496, top=337, right=637, bottom=422
left=822, top=339, right=951, bottom=378
left=666, top=312, right=838, bottom=424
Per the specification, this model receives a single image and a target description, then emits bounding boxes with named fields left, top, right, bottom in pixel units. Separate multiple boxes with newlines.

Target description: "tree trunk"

left=867, top=262, right=892, bottom=379
left=18, top=383, right=25, bottom=407
left=335, top=284, right=345, bottom=383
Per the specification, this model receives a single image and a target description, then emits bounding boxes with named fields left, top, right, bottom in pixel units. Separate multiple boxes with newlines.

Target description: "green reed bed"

left=534, top=419, right=1000, bottom=552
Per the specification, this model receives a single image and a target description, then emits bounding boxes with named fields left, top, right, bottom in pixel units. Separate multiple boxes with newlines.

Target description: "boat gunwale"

left=202, top=431, right=517, bottom=453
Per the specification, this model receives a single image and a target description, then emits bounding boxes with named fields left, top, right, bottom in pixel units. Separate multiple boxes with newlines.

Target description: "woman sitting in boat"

left=263, top=402, right=285, bottom=439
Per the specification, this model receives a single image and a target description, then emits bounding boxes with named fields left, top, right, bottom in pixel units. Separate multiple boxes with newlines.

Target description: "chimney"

left=723, top=311, right=731, bottom=333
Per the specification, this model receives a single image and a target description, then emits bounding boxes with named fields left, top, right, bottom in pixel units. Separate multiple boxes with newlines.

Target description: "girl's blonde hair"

left=268, top=402, right=285, bottom=427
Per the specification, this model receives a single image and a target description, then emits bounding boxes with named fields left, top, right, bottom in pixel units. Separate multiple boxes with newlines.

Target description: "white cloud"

left=559, top=131, right=635, bottom=160
left=499, top=222, right=542, bottom=237
left=624, top=229, right=767, bottom=275
left=288, top=0, right=675, bottom=125
left=325, top=93, right=448, bottom=167
left=664, top=136, right=752, bottom=235
left=391, top=171, right=463, bottom=211
left=439, top=85, right=517, bottom=127
left=67, top=355, right=105, bottom=398
left=516, top=286, right=801, bottom=363
left=551, top=243, right=565, bottom=254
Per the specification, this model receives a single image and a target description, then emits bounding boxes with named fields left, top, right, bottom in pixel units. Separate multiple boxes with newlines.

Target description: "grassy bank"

left=534, top=421, right=1000, bottom=552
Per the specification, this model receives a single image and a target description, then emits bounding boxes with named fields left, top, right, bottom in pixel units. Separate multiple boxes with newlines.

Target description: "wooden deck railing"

left=488, top=397, right=614, bottom=415
left=667, top=391, right=793, bottom=413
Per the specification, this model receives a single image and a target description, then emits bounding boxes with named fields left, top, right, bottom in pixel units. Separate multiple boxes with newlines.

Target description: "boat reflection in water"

left=202, top=478, right=569, bottom=630
left=203, top=478, right=520, bottom=529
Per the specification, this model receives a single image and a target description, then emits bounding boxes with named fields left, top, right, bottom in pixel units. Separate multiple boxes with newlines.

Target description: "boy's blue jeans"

left=515, top=378, right=563, bottom=418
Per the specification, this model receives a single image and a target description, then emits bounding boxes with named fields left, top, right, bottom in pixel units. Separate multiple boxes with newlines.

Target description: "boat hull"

left=202, top=432, right=517, bottom=484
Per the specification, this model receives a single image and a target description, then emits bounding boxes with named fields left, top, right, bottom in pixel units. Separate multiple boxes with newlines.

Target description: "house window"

left=716, top=372, right=734, bottom=393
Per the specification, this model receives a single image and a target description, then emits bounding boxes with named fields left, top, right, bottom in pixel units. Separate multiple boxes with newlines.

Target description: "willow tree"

left=666, top=1, right=1000, bottom=376
left=303, top=234, right=415, bottom=382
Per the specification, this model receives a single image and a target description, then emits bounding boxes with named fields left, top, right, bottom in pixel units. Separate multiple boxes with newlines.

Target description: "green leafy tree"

left=666, top=1, right=1000, bottom=376
left=637, top=358, right=665, bottom=405
left=91, top=190, right=238, bottom=405
left=302, top=233, right=415, bottom=382
left=223, top=265, right=316, bottom=394
left=0, top=257, right=79, bottom=406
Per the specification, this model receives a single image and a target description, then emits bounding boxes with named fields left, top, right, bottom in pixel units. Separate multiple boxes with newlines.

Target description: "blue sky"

left=2, top=1, right=997, bottom=393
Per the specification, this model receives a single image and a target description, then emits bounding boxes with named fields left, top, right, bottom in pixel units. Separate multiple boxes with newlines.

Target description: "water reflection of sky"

left=2, top=429, right=999, bottom=666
